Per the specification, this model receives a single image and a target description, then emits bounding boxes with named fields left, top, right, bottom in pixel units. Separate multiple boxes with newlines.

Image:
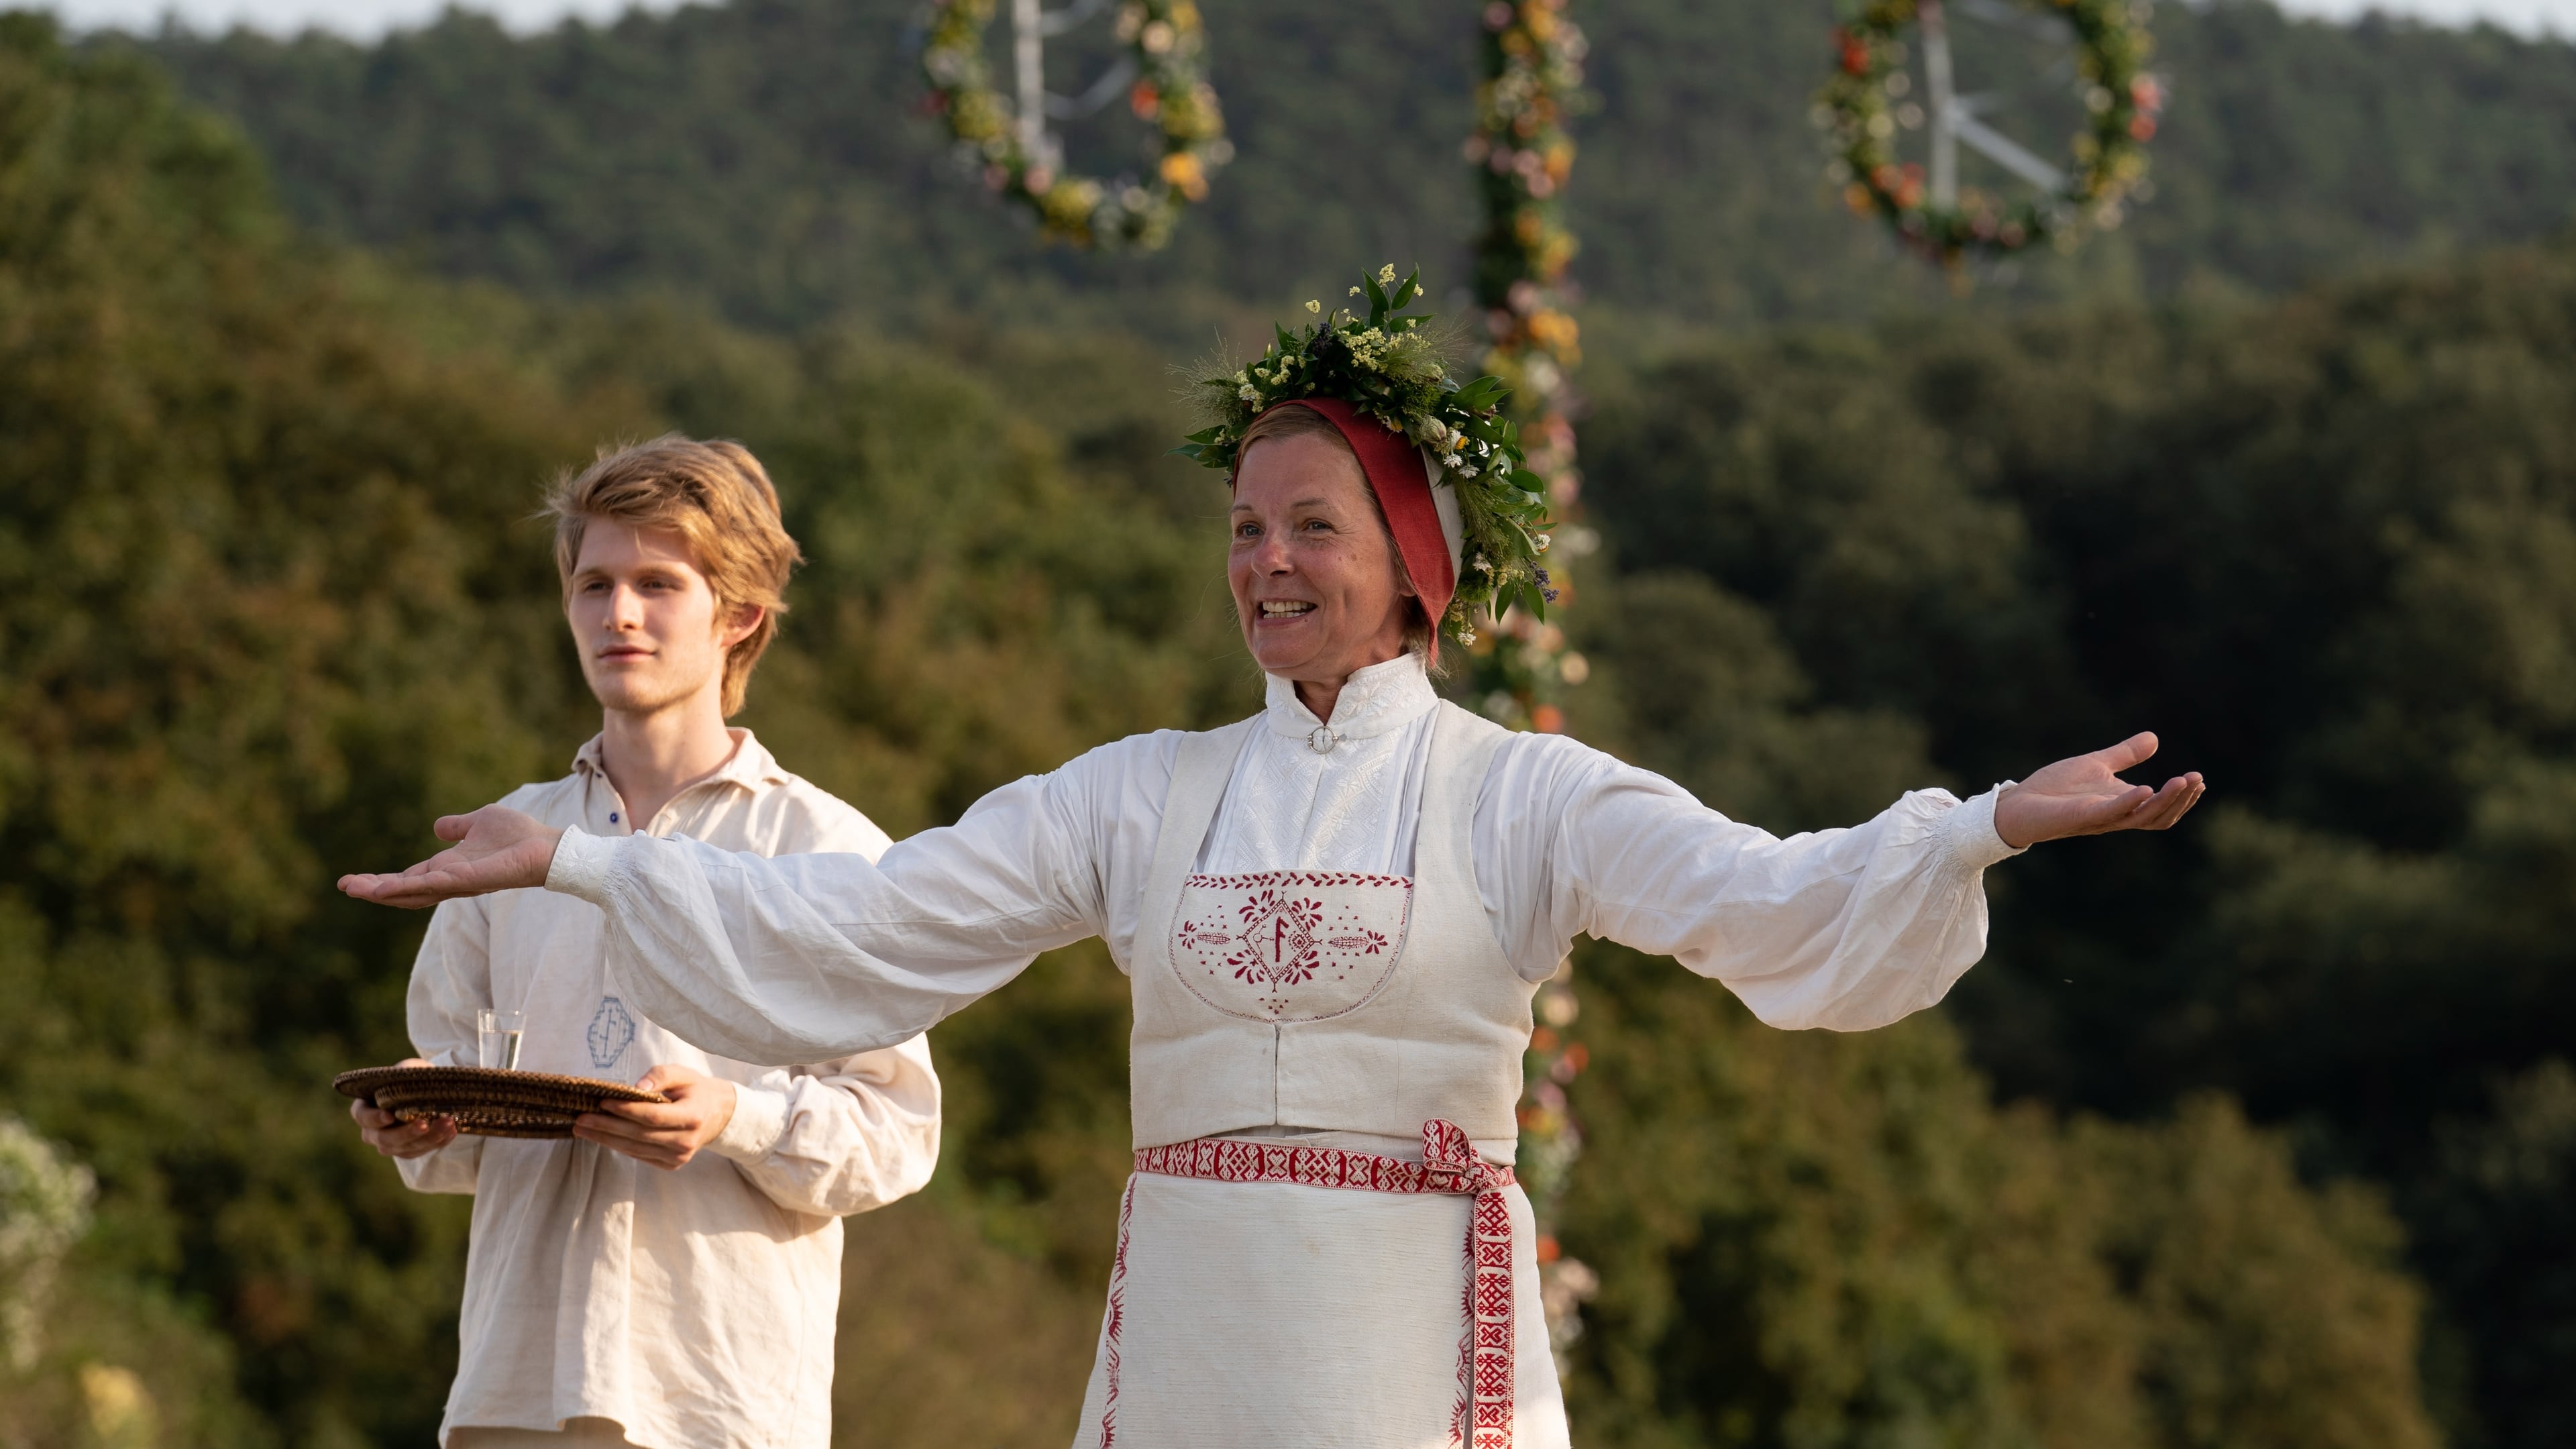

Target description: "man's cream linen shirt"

left=400, top=730, right=939, bottom=1449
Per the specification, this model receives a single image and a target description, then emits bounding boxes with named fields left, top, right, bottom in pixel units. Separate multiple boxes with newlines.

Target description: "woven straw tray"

left=335, top=1065, right=668, bottom=1140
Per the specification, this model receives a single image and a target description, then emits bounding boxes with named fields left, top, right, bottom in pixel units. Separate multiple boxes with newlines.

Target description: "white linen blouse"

left=544, top=654, right=2025, bottom=1094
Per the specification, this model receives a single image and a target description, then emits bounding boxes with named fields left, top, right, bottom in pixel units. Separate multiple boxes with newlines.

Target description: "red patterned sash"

left=1123, top=1120, right=1519, bottom=1449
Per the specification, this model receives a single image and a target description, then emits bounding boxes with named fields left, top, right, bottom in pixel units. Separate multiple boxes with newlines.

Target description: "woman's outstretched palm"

left=338, top=805, right=564, bottom=908
left=1992, top=732, right=2204, bottom=849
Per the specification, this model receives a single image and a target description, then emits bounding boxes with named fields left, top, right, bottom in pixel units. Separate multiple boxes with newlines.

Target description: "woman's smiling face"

left=1228, top=430, right=1417, bottom=688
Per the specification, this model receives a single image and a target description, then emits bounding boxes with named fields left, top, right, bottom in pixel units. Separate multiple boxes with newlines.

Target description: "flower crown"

left=1175, top=264, right=1556, bottom=647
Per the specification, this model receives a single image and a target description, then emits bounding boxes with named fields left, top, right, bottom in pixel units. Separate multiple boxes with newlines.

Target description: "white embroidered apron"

left=1069, top=702, right=1568, bottom=1449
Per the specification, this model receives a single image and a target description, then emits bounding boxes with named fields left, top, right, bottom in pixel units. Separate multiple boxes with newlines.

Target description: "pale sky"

left=19, top=0, right=2576, bottom=40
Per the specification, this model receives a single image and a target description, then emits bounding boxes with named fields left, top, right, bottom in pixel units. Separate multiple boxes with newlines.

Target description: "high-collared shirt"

left=543, top=653, right=2025, bottom=1097
left=401, top=730, right=939, bottom=1449
left=1204, top=654, right=1440, bottom=873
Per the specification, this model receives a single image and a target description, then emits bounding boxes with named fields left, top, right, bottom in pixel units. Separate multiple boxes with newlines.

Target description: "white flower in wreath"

left=1238, top=384, right=1260, bottom=403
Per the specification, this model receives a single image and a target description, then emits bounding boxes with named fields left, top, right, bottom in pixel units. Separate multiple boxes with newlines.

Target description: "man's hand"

left=572, top=1064, right=739, bottom=1171
left=1993, top=731, right=2206, bottom=849
left=339, top=806, right=565, bottom=909
left=351, top=1058, right=458, bottom=1158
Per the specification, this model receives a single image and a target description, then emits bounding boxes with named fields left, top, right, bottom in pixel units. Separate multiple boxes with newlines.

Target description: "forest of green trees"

left=2, top=1, right=2574, bottom=1446
left=125, top=0, right=2576, bottom=334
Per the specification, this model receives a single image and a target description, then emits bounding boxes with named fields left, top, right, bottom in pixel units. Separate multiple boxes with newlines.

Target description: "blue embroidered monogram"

left=586, top=996, right=637, bottom=1070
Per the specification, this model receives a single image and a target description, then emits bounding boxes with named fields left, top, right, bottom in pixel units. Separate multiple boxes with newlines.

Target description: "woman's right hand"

left=339, top=805, right=565, bottom=909
left=350, top=1058, right=458, bottom=1158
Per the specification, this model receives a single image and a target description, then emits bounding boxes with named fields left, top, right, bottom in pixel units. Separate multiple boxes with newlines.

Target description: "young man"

left=350, top=436, right=939, bottom=1449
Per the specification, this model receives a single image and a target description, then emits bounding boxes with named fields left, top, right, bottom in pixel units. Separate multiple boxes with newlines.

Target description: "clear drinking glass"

left=476, top=1008, right=525, bottom=1071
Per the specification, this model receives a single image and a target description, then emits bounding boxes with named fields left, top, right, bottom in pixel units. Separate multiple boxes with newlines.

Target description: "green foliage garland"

left=919, top=0, right=1230, bottom=249
left=1177, top=265, right=1558, bottom=647
left=1815, top=0, right=2162, bottom=266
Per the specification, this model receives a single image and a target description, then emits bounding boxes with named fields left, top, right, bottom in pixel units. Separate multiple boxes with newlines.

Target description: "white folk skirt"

left=1065, top=1161, right=1570, bottom=1448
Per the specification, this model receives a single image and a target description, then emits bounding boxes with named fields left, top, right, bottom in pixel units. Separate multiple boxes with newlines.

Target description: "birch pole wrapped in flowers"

left=1466, top=0, right=1591, bottom=738
left=1464, top=0, right=1602, bottom=1366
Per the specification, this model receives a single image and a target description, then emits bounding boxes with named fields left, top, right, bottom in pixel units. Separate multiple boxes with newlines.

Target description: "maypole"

left=1466, top=0, right=1599, bottom=1366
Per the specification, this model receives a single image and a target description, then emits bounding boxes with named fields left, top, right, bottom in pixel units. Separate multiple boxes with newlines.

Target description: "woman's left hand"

left=1993, top=732, right=2204, bottom=849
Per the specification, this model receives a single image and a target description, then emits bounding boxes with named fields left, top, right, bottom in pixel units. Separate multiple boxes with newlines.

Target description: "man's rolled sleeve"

left=724, top=1036, right=942, bottom=1217
left=708, top=1083, right=792, bottom=1164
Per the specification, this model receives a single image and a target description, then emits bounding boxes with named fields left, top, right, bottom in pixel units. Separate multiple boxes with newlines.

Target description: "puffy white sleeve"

left=1479, top=735, right=2025, bottom=1031
left=545, top=736, right=1163, bottom=1066
left=394, top=896, right=490, bottom=1194
left=705, top=802, right=942, bottom=1216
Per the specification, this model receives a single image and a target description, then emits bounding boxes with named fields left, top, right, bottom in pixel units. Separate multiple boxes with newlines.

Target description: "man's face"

left=566, top=523, right=752, bottom=715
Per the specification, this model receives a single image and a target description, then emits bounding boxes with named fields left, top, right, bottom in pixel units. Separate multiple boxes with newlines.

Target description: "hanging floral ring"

left=919, top=0, right=1232, bottom=250
left=1814, top=0, right=2163, bottom=266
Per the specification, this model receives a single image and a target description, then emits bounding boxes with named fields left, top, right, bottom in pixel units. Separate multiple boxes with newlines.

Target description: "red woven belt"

left=1112, top=1120, right=1518, bottom=1449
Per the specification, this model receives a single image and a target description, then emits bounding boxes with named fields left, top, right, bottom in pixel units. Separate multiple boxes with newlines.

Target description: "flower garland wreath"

left=1816, top=0, right=2163, bottom=265
left=1176, top=266, right=1556, bottom=647
left=919, top=0, right=1232, bottom=250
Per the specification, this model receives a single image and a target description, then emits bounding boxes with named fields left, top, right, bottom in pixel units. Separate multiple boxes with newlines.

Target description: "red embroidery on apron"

left=1098, top=1177, right=1137, bottom=1447
left=1119, top=1121, right=1519, bottom=1449
left=1171, top=871, right=1412, bottom=1021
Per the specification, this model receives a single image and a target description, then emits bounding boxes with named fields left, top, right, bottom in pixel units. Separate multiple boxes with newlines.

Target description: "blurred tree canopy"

left=3, top=6, right=2573, bottom=1449
left=1576, top=235, right=2576, bottom=1449
left=103, top=0, right=2576, bottom=336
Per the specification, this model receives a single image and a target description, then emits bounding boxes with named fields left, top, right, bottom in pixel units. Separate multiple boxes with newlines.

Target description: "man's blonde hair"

left=545, top=435, right=803, bottom=717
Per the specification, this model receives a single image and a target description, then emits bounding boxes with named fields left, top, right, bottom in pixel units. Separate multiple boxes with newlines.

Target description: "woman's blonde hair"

left=545, top=435, right=803, bottom=717
left=1235, top=407, right=1434, bottom=658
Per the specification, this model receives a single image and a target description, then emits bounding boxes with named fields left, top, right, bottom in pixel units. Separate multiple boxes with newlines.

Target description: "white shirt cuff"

left=544, top=825, right=619, bottom=904
left=1944, top=783, right=2028, bottom=871
left=708, top=1083, right=790, bottom=1163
